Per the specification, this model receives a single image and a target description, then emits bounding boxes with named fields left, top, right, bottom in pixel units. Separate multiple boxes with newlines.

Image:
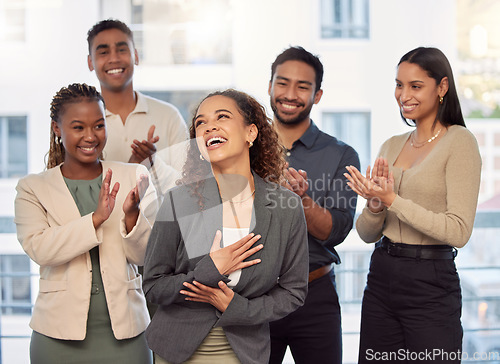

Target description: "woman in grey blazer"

left=143, top=89, right=309, bottom=364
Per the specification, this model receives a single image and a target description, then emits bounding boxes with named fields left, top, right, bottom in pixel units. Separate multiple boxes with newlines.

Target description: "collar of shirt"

left=292, top=120, right=321, bottom=150
left=105, top=91, right=149, bottom=117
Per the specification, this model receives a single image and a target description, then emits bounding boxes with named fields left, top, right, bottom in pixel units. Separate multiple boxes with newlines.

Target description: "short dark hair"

left=270, top=46, right=324, bottom=92
left=87, top=19, right=134, bottom=54
left=398, top=47, right=465, bottom=128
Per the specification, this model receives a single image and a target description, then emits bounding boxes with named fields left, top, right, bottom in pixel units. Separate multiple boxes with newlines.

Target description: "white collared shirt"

left=103, top=91, right=189, bottom=195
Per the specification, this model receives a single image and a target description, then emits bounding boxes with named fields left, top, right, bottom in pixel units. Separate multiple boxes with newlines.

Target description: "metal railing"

left=335, top=264, right=500, bottom=364
left=1, top=265, right=499, bottom=363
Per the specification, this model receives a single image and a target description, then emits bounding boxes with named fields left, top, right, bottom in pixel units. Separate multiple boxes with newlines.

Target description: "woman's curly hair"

left=180, top=89, right=286, bottom=201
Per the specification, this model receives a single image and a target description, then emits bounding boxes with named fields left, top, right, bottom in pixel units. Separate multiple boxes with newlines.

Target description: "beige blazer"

left=14, top=161, right=158, bottom=340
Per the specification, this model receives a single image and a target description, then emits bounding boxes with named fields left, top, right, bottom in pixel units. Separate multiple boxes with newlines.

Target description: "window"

left=141, top=90, right=210, bottom=123
left=0, top=0, right=26, bottom=42
left=0, top=218, right=15, bottom=234
left=337, top=251, right=370, bottom=302
left=320, top=0, right=369, bottom=39
left=0, top=116, right=28, bottom=178
left=455, top=2, right=500, bottom=356
left=321, top=112, right=370, bottom=171
left=130, top=0, right=232, bottom=65
left=0, top=255, right=31, bottom=315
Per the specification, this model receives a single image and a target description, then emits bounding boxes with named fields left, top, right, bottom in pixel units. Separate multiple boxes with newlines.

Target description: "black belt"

left=379, top=236, right=457, bottom=260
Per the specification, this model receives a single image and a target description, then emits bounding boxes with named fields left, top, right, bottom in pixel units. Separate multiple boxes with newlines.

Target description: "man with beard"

left=87, top=19, right=188, bottom=197
left=268, top=46, right=360, bottom=364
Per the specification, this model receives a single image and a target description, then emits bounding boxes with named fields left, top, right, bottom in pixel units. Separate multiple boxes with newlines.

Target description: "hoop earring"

left=200, top=154, right=204, bottom=161
left=439, top=96, right=444, bottom=104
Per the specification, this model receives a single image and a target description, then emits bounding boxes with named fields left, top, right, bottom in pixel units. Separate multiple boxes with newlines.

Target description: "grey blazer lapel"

left=177, top=176, right=223, bottom=259
left=234, top=174, right=272, bottom=290
left=200, top=177, right=224, bottom=250
left=180, top=173, right=274, bottom=285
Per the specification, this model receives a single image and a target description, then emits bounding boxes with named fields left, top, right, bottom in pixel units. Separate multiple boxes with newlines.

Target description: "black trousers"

left=269, top=270, right=342, bottom=364
left=358, top=246, right=463, bottom=364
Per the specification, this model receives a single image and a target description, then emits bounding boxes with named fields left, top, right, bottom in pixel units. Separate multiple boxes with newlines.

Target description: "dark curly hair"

left=180, top=89, right=286, bottom=202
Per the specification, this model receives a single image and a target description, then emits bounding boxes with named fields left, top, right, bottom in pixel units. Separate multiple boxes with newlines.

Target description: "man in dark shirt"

left=268, top=46, right=360, bottom=364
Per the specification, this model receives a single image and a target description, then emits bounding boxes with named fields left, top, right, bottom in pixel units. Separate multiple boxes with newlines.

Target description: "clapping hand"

left=92, top=168, right=120, bottom=228
left=129, top=125, right=159, bottom=164
left=123, top=174, right=149, bottom=215
left=283, top=167, right=309, bottom=198
left=122, top=174, right=149, bottom=233
left=344, top=157, right=396, bottom=212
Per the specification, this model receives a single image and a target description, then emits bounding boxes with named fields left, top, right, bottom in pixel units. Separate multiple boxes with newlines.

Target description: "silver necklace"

left=221, top=190, right=256, bottom=204
left=410, top=128, right=442, bottom=148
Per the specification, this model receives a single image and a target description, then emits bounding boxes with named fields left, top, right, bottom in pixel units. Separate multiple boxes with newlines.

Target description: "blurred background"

left=1, top=0, right=499, bottom=362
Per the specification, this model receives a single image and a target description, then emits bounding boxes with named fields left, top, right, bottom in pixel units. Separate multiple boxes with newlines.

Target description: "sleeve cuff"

left=86, top=213, right=103, bottom=244
left=120, top=210, right=152, bottom=239
left=214, top=292, right=244, bottom=326
left=387, top=194, right=404, bottom=214
left=193, top=255, right=229, bottom=287
left=362, top=205, right=387, bottom=219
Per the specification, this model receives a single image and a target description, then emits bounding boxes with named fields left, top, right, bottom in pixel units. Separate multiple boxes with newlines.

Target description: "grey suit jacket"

left=142, top=173, right=308, bottom=364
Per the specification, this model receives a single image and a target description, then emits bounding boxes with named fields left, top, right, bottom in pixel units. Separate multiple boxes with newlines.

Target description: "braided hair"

left=46, top=83, right=105, bottom=169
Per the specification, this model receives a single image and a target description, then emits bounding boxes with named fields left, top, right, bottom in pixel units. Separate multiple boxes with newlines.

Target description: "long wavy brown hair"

left=180, top=89, right=286, bottom=202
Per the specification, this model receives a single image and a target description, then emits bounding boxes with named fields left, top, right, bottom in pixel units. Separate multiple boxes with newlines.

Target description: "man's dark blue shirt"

left=286, top=121, right=360, bottom=271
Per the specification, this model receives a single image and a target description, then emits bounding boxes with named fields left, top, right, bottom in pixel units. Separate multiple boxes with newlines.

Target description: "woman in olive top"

left=14, top=83, right=157, bottom=364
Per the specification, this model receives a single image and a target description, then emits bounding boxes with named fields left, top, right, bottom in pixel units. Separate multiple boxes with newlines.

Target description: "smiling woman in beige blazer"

left=14, top=84, right=158, bottom=364
left=143, top=89, right=309, bottom=364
